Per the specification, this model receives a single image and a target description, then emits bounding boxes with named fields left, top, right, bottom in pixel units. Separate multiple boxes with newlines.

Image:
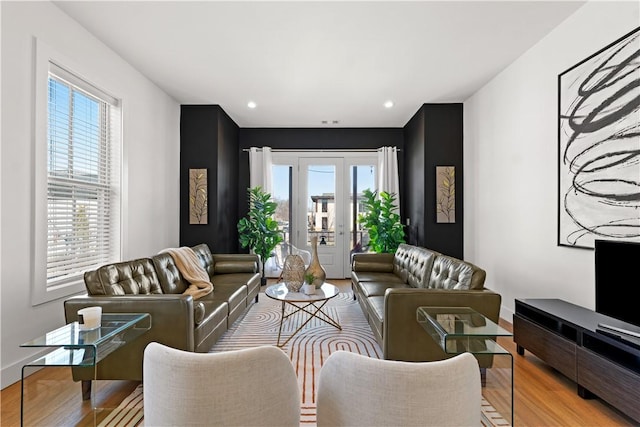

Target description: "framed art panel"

left=558, top=27, right=640, bottom=249
left=189, top=168, right=208, bottom=224
left=436, top=166, right=455, bottom=223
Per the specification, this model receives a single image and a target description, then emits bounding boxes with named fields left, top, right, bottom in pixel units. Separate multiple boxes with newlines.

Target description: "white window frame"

left=33, top=39, right=122, bottom=305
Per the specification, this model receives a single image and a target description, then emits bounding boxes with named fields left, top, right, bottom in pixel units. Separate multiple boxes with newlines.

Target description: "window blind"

left=46, top=65, right=120, bottom=288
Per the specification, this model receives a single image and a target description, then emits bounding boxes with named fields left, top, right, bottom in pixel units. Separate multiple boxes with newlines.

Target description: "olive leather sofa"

left=351, top=243, right=501, bottom=365
left=63, top=243, right=260, bottom=390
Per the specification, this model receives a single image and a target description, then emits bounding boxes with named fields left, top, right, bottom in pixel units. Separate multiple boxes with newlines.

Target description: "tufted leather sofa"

left=63, top=243, right=260, bottom=391
left=351, top=244, right=501, bottom=365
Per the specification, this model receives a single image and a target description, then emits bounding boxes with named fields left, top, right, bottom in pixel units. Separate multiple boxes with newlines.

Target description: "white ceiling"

left=54, top=1, right=584, bottom=128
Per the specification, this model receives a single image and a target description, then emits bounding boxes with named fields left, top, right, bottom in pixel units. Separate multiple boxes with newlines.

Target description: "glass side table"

left=417, top=306, right=514, bottom=426
left=20, top=313, right=151, bottom=426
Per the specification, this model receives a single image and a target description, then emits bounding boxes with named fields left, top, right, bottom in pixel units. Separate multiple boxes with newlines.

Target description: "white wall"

left=464, top=1, right=639, bottom=321
left=0, top=1, right=180, bottom=388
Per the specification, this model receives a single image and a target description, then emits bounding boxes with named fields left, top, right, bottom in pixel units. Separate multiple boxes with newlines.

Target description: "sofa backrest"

left=192, top=244, right=215, bottom=277
left=84, top=258, right=163, bottom=296
left=152, top=244, right=215, bottom=294
left=393, top=244, right=438, bottom=288
left=152, top=252, right=190, bottom=294
left=428, top=254, right=486, bottom=290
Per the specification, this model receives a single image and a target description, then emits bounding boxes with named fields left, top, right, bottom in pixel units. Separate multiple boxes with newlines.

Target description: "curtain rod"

left=241, top=148, right=401, bottom=152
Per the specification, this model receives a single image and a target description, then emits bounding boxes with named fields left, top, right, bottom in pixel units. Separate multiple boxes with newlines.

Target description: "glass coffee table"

left=265, top=282, right=341, bottom=347
left=20, top=313, right=151, bottom=426
left=417, top=306, right=513, bottom=425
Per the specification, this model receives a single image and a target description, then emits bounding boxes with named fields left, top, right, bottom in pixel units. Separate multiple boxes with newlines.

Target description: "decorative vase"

left=305, top=235, right=326, bottom=288
left=282, top=254, right=305, bottom=292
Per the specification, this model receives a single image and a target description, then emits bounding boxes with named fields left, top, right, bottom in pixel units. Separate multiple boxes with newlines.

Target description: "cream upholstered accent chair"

left=317, top=351, right=481, bottom=427
left=143, top=343, right=300, bottom=426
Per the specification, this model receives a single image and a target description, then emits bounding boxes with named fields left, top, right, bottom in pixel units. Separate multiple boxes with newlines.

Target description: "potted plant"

left=302, top=273, right=316, bottom=295
left=358, top=189, right=405, bottom=253
left=237, top=186, right=283, bottom=286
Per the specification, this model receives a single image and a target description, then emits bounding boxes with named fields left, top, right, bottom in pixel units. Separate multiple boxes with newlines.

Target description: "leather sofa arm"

left=213, top=254, right=259, bottom=274
left=351, top=253, right=394, bottom=272
left=382, top=288, right=502, bottom=362
left=64, top=294, right=196, bottom=352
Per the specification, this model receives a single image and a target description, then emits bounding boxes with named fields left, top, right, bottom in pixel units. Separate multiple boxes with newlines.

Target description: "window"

left=34, top=56, right=121, bottom=304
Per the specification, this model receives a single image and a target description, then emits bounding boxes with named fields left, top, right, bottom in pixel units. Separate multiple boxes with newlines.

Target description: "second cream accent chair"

left=317, top=351, right=481, bottom=426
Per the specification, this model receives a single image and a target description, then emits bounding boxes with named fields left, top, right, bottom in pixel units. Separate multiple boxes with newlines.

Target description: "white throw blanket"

left=160, top=247, right=213, bottom=300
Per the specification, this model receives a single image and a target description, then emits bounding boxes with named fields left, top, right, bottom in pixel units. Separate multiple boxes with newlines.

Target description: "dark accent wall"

left=403, top=104, right=463, bottom=258
left=403, top=108, right=425, bottom=247
left=180, top=105, right=240, bottom=253
left=238, top=128, right=404, bottom=222
left=180, top=106, right=463, bottom=257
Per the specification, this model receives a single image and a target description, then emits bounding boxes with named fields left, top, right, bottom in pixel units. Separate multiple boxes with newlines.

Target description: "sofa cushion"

left=393, top=244, right=438, bottom=288
left=212, top=273, right=257, bottom=289
left=152, top=252, right=189, bottom=294
left=207, top=282, right=248, bottom=315
left=87, top=258, right=163, bottom=296
left=214, top=259, right=258, bottom=274
left=429, top=255, right=484, bottom=290
left=358, top=281, right=411, bottom=297
left=351, top=271, right=404, bottom=284
left=351, top=253, right=394, bottom=273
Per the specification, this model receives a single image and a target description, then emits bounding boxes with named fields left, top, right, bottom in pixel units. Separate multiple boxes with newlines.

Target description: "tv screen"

left=595, top=239, right=640, bottom=328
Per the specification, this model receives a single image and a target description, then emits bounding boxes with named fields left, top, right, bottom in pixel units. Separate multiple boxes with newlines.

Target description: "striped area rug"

left=100, top=284, right=510, bottom=426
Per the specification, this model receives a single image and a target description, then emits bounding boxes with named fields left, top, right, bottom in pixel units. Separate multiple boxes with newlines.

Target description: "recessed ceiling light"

left=247, top=101, right=257, bottom=109
left=384, top=100, right=394, bottom=109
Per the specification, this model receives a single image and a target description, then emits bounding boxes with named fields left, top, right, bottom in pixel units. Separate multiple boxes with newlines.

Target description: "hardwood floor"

left=495, top=318, right=635, bottom=426
left=1, top=367, right=138, bottom=427
left=1, top=280, right=636, bottom=426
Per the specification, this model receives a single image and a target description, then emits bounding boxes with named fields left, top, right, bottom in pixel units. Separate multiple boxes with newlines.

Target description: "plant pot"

left=302, top=283, right=316, bottom=295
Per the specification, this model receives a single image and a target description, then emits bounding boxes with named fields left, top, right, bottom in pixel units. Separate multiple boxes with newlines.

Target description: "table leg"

left=276, top=299, right=343, bottom=347
left=276, top=301, right=287, bottom=347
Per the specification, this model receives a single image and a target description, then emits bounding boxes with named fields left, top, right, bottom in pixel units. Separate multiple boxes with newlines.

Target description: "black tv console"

left=514, top=298, right=640, bottom=423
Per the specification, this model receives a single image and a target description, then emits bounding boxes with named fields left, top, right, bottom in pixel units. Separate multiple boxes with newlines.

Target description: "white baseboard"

left=1, top=351, right=48, bottom=390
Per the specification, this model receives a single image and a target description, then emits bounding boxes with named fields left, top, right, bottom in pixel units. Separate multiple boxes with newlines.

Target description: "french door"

left=271, top=153, right=377, bottom=278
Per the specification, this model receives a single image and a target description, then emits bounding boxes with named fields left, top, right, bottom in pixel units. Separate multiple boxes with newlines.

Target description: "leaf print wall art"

left=436, top=166, right=455, bottom=223
left=189, top=168, right=208, bottom=224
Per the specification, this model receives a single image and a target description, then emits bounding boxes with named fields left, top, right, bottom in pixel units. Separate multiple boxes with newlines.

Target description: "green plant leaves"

left=358, top=189, right=405, bottom=253
left=237, top=186, right=284, bottom=275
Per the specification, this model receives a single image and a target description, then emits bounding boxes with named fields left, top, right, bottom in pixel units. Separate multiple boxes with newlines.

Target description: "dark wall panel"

left=180, top=105, right=240, bottom=252
left=216, top=109, right=240, bottom=253
left=402, top=107, right=425, bottom=247
left=180, top=105, right=463, bottom=258
left=423, top=104, right=464, bottom=258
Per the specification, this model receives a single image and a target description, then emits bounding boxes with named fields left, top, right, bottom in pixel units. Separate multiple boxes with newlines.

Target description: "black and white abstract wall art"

left=558, top=27, right=640, bottom=249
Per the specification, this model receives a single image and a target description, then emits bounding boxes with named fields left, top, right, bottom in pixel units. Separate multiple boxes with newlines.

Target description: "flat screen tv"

left=595, top=239, right=640, bottom=328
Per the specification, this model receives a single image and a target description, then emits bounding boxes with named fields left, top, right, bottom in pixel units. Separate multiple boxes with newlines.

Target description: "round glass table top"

left=265, top=282, right=339, bottom=303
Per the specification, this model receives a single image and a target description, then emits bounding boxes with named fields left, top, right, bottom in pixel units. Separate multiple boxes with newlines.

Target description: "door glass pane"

left=350, top=165, right=376, bottom=253
left=271, top=164, right=292, bottom=275
left=307, top=165, right=335, bottom=246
